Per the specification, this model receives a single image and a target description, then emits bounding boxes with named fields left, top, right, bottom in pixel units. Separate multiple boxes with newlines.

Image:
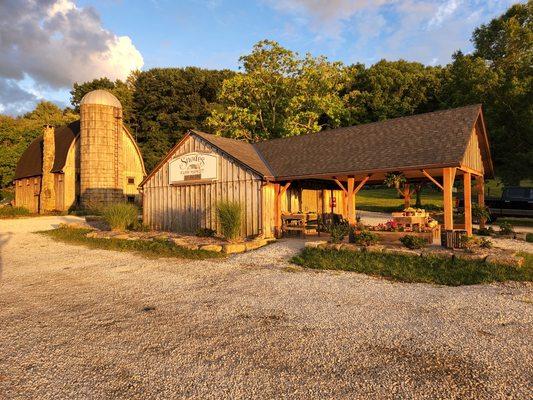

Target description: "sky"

left=0, top=0, right=523, bottom=115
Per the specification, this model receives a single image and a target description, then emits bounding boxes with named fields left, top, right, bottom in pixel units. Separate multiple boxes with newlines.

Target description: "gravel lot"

left=0, top=217, right=532, bottom=399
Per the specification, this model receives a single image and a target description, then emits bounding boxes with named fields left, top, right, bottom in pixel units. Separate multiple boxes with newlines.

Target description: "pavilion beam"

left=333, top=178, right=347, bottom=194
left=463, top=172, right=472, bottom=235
left=353, top=175, right=370, bottom=196
left=476, top=175, right=486, bottom=229
left=443, top=167, right=456, bottom=231
left=421, top=169, right=444, bottom=191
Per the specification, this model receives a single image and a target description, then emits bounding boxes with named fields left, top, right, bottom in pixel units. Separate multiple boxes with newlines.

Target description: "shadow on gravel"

left=0, top=232, right=12, bottom=279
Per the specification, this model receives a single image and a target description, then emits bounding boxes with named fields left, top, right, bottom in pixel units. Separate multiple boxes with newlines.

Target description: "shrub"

left=102, top=203, right=139, bottom=231
left=351, top=230, right=379, bottom=246
left=476, top=227, right=495, bottom=236
left=460, top=235, right=479, bottom=252
left=400, top=235, right=426, bottom=249
left=216, top=201, right=243, bottom=240
left=328, top=222, right=349, bottom=243
left=498, top=221, right=514, bottom=235
left=0, top=206, right=30, bottom=218
left=479, top=237, right=493, bottom=249
left=472, top=203, right=490, bottom=223
left=196, top=227, right=216, bottom=237
left=527, top=233, right=533, bottom=243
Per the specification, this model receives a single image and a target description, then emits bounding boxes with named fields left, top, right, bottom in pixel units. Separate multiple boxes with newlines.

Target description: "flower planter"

left=371, top=228, right=440, bottom=244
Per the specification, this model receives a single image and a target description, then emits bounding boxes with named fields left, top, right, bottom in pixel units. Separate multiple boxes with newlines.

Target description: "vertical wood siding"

left=143, top=135, right=264, bottom=237
left=462, top=128, right=484, bottom=174
left=14, top=177, right=41, bottom=213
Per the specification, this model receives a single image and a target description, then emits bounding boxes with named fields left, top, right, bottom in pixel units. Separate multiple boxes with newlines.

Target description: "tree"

left=441, top=1, right=532, bottom=184
left=343, top=60, right=443, bottom=125
left=207, top=40, right=347, bottom=141
left=131, top=67, right=235, bottom=171
left=69, top=72, right=140, bottom=125
left=0, top=102, right=77, bottom=187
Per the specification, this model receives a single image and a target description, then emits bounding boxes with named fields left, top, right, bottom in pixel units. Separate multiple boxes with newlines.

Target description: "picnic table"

left=282, top=213, right=318, bottom=237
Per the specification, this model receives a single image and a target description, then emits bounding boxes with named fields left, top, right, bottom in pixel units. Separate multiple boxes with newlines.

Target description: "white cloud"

left=267, top=0, right=522, bottom=64
left=0, top=0, right=144, bottom=115
left=427, top=0, right=461, bottom=28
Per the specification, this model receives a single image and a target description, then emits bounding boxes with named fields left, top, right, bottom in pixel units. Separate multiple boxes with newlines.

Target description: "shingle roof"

left=192, top=130, right=274, bottom=177
left=254, top=104, right=485, bottom=179
left=14, top=121, right=79, bottom=180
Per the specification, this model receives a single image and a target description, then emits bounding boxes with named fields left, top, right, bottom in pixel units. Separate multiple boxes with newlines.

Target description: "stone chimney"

left=40, top=124, right=56, bottom=213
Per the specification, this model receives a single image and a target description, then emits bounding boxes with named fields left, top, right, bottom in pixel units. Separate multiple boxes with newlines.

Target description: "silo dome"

left=80, top=89, right=122, bottom=108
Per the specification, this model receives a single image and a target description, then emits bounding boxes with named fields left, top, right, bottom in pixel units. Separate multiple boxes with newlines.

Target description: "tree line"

left=1, top=1, right=530, bottom=186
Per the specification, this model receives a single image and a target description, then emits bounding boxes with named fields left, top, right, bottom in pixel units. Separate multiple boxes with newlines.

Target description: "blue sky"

left=0, top=0, right=522, bottom=115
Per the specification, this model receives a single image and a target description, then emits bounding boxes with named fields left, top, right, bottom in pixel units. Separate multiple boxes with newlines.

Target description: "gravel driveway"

left=0, top=217, right=532, bottom=399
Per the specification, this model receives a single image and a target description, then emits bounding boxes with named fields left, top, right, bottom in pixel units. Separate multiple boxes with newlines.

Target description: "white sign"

left=168, top=152, right=218, bottom=184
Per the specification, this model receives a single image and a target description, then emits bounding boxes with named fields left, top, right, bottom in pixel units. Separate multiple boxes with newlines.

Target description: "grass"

left=291, top=247, right=532, bottom=286
left=102, top=202, right=139, bottom=231
left=356, top=187, right=442, bottom=213
left=496, top=217, right=533, bottom=228
left=40, top=227, right=224, bottom=260
left=0, top=206, right=31, bottom=219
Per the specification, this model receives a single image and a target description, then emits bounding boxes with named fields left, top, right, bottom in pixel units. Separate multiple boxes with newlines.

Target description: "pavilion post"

left=476, top=175, right=486, bottom=229
left=443, top=167, right=456, bottom=231
left=274, top=182, right=291, bottom=238
left=463, top=172, right=472, bottom=235
left=347, top=177, right=355, bottom=226
left=403, top=182, right=411, bottom=209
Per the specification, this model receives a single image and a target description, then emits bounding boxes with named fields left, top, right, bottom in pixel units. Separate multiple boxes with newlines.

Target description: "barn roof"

left=14, top=121, right=80, bottom=180
left=140, top=104, right=494, bottom=186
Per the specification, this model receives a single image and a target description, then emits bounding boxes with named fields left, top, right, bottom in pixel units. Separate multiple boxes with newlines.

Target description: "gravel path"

left=0, top=217, right=532, bottom=399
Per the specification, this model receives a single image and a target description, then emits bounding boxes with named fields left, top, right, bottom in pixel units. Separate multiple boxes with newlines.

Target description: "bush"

left=460, top=235, right=479, bottom=252
left=102, top=203, right=139, bottom=231
left=0, top=205, right=30, bottom=218
left=498, top=221, right=514, bottom=235
left=472, top=203, right=490, bottom=223
left=196, top=227, right=216, bottom=237
left=400, top=235, right=426, bottom=249
left=328, top=222, right=349, bottom=243
left=351, top=230, right=379, bottom=246
left=216, top=201, right=243, bottom=240
left=527, top=233, right=533, bottom=243
left=479, top=237, right=493, bottom=249
left=476, top=227, right=495, bottom=236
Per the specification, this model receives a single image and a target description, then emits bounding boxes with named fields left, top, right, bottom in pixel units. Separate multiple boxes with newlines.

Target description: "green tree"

left=0, top=102, right=77, bottom=187
left=207, top=40, right=347, bottom=141
left=131, top=67, right=234, bottom=170
left=343, top=60, right=443, bottom=125
left=441, top=1, right=532, bottom=184
left=70, top=72, right=140, bottom=125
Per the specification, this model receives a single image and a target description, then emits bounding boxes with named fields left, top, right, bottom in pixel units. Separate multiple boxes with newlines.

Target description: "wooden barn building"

left=140, top=104, right=493, bottom=239
left=13, top=90, right=146, bottom=213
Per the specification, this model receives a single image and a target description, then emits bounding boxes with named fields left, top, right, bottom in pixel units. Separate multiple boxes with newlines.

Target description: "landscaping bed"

left=293, top=245, right=532, bottom=286
left=43, top=219, right=273, bottom=258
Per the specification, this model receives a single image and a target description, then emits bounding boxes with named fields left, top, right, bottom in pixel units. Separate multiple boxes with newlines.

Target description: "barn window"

left=127, top=195, right=135, bottom=203
left=127, top=177, right=135, bottom=185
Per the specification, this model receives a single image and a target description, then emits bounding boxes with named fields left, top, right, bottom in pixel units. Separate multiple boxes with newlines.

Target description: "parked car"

left=457, top=187, right=533, bottom=219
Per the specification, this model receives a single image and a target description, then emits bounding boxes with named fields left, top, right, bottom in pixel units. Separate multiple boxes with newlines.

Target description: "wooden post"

left=476, top=175, right=486, bottom=229
left=463, top=172, right=472, bottom=235
left=403, top=182, right=411, bottom=209
left=274, top=183, right=281, bottom=238
left=347, top=177, right=355, bottom=226
left=274, top=182, right=291, bottom=238
left=443, top=167, right=456, bottom=231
